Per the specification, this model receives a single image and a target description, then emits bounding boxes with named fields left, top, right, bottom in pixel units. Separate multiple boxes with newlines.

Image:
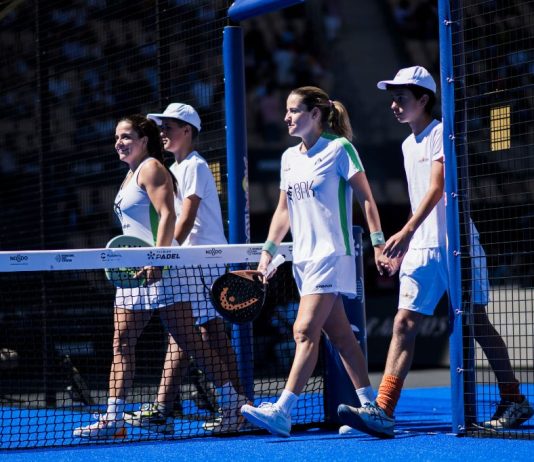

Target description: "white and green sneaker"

left=124, top=403, right=175, bottom=435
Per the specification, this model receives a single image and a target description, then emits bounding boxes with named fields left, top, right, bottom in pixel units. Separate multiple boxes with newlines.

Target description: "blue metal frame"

left=223, top=26, right=255, bottom=400
left=223, top=26, right=249, bottom=245
left=229, top=0, right=305, bottom=22
left=438, top=0, right=465, bottom=435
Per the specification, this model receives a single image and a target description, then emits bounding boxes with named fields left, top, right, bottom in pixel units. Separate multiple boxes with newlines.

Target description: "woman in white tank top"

left=74, top=115, right=246, bottom=439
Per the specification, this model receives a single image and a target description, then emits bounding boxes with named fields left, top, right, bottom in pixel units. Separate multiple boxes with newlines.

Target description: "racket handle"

left=264, top=254, right=286, bottom=278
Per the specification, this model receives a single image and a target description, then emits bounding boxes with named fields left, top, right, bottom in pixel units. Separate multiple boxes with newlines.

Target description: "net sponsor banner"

left=0, top=243, right=294, bottom=272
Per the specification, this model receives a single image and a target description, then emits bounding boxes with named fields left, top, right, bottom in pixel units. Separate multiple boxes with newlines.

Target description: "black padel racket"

left=210, top=254, right=285, bottom=324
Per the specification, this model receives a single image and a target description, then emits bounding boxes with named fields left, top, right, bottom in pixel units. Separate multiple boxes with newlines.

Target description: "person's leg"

left=161, top=302, right=250, bottom=433
left=241, top=293, right=338, bottom=436
left=155, top=334, right=189, bottom=411
left=322, top=295, right=373, bottom=401
left=108, top=308, right=153, bottom=405
left=323, top=295, right=375, bottom=437
left=285, top=293, right=338, bottom=393
left=337, top=308, right=425, bottom=439
left=160, top=302, right=232, bottom=388
left=74, top=308, right=152, bottom=438
left=473, top=304, right=534, bottom=428
left=473, top=304, right=518, bottom=390
left=201, top=317, right=243, bottom=396
left=376, top=309, right=425, bottom=416
left=123, top=333, right=188, bottom=434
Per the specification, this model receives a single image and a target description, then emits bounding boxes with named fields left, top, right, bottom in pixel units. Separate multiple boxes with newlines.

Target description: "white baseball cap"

left=147, top=103, right=202, bottom=131
left=377, top=66, right=436, bottom=93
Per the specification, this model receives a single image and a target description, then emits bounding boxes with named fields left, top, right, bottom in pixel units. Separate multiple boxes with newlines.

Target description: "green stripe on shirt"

left=338, top=178, right=351, bottom=255
left=322, top=132, right=365, bottom=172
left=149, top=203, right=159, bottom=245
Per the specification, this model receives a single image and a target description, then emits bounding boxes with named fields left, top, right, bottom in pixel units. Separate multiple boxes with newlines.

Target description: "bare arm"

left=258, top=190, right=290, bottom=276
left=383, top=159, right=444, bottom=259
left=174, top=195, right=201, bottom=245
left=349, top=171, right=385, bottom=275
left=350, top=171, right=382, bottom=234
left=139, top=160, right=176, bottom=246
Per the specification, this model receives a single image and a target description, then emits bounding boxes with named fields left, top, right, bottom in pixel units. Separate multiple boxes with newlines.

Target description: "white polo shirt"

left=170, top=151, right=226, bottom=246
left=280, top=132, right=364, bottom=264
left=402, top=119, right=446, bottom=249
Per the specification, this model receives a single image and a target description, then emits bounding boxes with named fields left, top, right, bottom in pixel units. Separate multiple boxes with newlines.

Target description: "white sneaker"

left=240, top=402, right=291, bottom=437
left=73, top=417, right=127, bottom=439
left=338, top=424, right=358, bottom=435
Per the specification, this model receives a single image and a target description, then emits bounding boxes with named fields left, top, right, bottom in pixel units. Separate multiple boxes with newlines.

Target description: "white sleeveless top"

left=113, top=157, right=164, bottom=245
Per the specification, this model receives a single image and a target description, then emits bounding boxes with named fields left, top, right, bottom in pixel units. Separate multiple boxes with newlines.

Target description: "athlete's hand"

left=135, top=265, right=162, bottom=285
left=383, top=228, right=413, bottom=259
left=374, top=246, right=385, bottom=276
left=379, top=255, right=403, bottom=277
left=258, top=251, right=274, bottom=283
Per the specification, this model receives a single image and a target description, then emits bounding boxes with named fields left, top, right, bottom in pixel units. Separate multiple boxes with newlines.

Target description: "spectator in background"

left=257, top=82, right=283, bottom=143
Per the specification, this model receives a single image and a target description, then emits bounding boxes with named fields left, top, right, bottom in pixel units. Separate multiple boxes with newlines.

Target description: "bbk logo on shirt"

left=287, top=180, right=315, bottom=202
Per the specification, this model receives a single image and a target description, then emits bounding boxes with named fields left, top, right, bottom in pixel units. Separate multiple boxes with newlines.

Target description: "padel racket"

left=104, top=235, right=152, bottom=289
left=210, top=254, right=286, bottom=324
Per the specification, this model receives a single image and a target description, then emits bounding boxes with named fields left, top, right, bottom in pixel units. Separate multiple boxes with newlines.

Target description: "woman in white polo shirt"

left=241, top=86, right=386, bottom=436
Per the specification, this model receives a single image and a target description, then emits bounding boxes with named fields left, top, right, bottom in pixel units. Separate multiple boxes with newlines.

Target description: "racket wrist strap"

left=370, top=231, right=385, bottom=247
left=262, top=240, right=278, bottom=257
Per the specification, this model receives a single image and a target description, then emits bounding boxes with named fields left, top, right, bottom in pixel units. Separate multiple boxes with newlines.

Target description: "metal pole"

left=223, top=25, right=254, bottom=400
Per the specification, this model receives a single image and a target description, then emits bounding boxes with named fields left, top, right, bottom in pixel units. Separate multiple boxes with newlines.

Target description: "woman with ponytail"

left=241, top=86, right=387, bottom=436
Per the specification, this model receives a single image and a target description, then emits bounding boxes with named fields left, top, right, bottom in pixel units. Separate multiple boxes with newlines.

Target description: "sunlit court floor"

left=3, top=371, right=534, bottom=462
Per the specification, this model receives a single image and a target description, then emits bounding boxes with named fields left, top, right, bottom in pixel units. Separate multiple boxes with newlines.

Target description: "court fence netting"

left=0, top=0, right=229, bottom=252
left=440, top=0, right=534, bottom=439
left=0, top=243, right=332, bottom=449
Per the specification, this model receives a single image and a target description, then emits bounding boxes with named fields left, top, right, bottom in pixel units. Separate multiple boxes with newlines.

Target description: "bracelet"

left=262, top=240, right=278, bottom=257
left=370, top=231, right=385, bottom=247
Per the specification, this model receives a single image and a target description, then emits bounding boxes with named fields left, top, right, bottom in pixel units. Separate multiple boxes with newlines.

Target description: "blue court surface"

left=2, top=386, right=533, bottom=462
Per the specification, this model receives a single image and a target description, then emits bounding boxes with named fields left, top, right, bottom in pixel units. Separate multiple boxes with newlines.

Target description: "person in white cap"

left=123, top=103, right=250, bottom=435
left=337, top=66, right=533, bottom=438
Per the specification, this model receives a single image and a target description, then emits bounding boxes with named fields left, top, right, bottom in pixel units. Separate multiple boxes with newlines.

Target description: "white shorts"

left=398, top=247, right=448, bottom=316
left=292, top=255, right=356, bottom=298
left=115, top=266, right=195, bottom=311
left=470, top=228, right=490, bottom=306
left=189, top=266, right=223, bottom=326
